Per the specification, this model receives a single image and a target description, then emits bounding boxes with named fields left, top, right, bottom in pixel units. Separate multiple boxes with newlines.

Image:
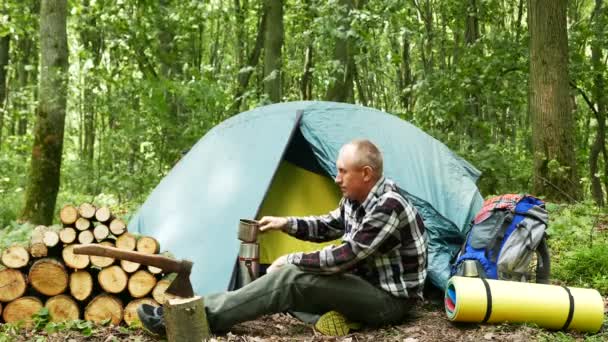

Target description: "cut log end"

left=116, top=233, right=137, bottom=251
left=136, top=236, right=160, bottom=254
left=128, top=270, right=157, bottom=298
left=123, top=298, right=159, bottom=326
left=60, top=205, right=79, bottom=225
left=84, top=294, right=123, bottom=325
left=90, top=241, right=115, bottom=268
left=120, top=259, right=141, bottom=273
left=0, top=268, right=28, bottom=302
left=2, top=296, right=44, bottom=328
left=43, top=230, right=60, bottom=248
left=98, top=265, right=128, bottom=294
left=109, top=218, right=127, bottom=236
left=70, top=270, right=93, bottom=301
left=152, top=277, right=179, bottom=305
left=95, top=206, right=112, bottom=223
left=75, top=217, right=91, bottom=231
left=165, top=296, right=210, bottom=341
left=62, top=244, right=91, bottom=269
left=78, top=230, right=95, bottom=244
left=45, top=294, right=80, bottom=322
left=1, top=245, right=30, bottom=268
left=78, top=202, right=97, bottom=219
left=29, top=258, right=69, bottom=296
left=93, top=224, right=110, bottom=242
left=59, top=227, right=77, bottom=244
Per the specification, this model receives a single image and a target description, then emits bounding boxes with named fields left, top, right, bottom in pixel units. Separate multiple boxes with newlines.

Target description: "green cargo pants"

left=204, top=264, right=414, bottom=332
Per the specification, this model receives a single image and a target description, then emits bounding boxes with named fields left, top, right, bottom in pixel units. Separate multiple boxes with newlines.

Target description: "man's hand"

left=267, top=255, right=288, bottom=273
left=258, top=216, right=288, bottom=232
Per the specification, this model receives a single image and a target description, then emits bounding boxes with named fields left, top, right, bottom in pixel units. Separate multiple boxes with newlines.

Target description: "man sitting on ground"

left=138, top=139, right=428, bottom=336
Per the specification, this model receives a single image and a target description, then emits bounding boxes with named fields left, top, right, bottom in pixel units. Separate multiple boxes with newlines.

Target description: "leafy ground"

left=2, top=296, right=606, bottom=341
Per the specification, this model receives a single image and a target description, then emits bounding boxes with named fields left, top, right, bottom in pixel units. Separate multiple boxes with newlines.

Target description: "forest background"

left=0, top=0, right=607, bottom=318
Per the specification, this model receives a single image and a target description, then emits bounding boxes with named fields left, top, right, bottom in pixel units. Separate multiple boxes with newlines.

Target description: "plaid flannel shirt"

left=284, top=177, right=428, bottom=299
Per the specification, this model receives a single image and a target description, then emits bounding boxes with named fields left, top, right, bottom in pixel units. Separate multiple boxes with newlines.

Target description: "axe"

left=73, top=244, right=194, bottom=297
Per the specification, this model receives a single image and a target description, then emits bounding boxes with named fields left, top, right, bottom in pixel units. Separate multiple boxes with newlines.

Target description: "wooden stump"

left=95, top=206, right=113, bottom=223
left=29, top=258, right=69, bottom=296
left=2, top=296, right=43, bottom=328
left=75, top=217, right=91, bottom=231
left=90, top=241, right=115, bottom=268
left=59, top=227, right=77, bottom=244
left=45, top=294, right=80, bottom=321
left=136, top=236, right=160, bottom=254
left=60, top=205, right=79, bottom=225
left=116, top=233, right=136, bottom=251
left=109, top=218, right=127, bottom=236
left=98, top=265, right=128, bottom=294
left=152, top=275, right=179, bottom=304
left=128, top=270, right=157, bottom=298
left=84, top=294, right=123, bottom=325
left=165, top=296, right=210, bottom=342
left=123, top=298, right=159, bottom=326
left=1, top=245, right=30, bottom=268
left=120, top=260, right=140, bottom=273
left=78, top=202, right=97, bottom=219
left=0, top=268, right=27, bottom=302
left=62, top=244, right=91, bottom=269
left=69, top=270, right=93, bottom=301
left=78, top=230, right=95, bottom=244
left=93, top=224, right=110, bottom=242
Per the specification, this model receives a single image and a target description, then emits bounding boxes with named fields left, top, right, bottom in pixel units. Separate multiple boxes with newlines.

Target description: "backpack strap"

left=485, top=211, right=512, bottom=263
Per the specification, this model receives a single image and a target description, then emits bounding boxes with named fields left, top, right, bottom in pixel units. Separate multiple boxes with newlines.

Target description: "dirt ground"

left=2, top=297, right=606, bottom=341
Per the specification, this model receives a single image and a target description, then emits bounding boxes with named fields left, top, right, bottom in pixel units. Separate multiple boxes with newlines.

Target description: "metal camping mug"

left=238, top=219, right=259, bottom=242
left=238, top=242, right=259, bottom=286
left=462, top=259, right=479, bottom=277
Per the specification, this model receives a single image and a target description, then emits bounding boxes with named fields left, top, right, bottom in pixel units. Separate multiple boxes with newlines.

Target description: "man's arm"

left=285, top=196, right=417, bottom=273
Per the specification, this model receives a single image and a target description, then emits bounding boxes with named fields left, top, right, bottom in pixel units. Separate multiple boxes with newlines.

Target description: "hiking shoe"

left=137, top=304, right=166, bottom=335
left=314, top=311, right=360, bottom=336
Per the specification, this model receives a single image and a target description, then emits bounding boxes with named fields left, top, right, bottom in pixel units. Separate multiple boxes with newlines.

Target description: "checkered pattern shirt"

left=284, top=177, right=428, bottom=299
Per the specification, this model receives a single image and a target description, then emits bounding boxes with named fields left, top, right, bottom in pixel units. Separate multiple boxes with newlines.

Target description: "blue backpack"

left=451, top=194, right=549, bottom=281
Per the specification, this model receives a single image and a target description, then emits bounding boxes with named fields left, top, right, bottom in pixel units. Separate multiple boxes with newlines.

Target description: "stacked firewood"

left=0, top=203, right=175, bottom=328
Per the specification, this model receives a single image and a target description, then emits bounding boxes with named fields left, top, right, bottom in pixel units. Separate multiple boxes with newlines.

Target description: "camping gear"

left=238, top=219, right=259, bottom=243
left=73, top=244, right=194, bottom=297
left=128, top=101, right=484, bottom=295
left=445, top=276, right=604, bottom=333
left=237, top=242, right=259, bottom=287
left=451, top=194, right=550, bottom=283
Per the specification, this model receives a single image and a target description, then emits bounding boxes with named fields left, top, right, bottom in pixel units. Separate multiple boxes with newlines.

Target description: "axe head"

left=166, top=260, right=195, bottom=297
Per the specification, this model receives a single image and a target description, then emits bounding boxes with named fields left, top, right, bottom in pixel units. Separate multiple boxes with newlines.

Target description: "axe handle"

left=73, top=244, right=187, bottom=273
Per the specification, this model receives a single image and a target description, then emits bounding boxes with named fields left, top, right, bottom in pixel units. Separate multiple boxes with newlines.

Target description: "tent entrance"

left=255, top=124, right=342, bottom=265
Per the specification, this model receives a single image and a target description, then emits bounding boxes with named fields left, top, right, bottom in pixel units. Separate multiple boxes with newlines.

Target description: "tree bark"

left=21, top=0, right=69, bottom=224
left=300, top=0, right=314, bottom=100
left=589, top=0, right=607, bottom=206
left=0, top=30, right=9, bottom=148
left=325, top=0, right=356, bottom=102
left=262, top=0, right=284, bottom=103
left=529, top=0, right=580, bottom=202
left=464, top=0, right=481, bottom=138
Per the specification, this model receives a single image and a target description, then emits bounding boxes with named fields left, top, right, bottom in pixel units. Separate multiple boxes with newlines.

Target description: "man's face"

left=335, top=146, right=369, bottom=202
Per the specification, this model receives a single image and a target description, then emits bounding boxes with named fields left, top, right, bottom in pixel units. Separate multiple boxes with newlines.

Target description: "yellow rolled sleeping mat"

left=445, top=276, right=605, bottom=333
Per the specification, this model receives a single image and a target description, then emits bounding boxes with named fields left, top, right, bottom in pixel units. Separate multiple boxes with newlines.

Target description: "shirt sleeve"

left=283, top=201, right=345, bottom=242
left=285, top=196, right=414, bottom=274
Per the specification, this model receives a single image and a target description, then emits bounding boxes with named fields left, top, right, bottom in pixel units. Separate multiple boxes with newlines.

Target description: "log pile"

left=0, top=203, right=173, bottom=328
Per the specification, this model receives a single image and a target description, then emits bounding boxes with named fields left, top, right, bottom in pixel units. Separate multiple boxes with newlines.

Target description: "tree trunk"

left=299, top=0, right=314, bottom=100
left=589, top=0, right=607, bottom=206
left=165, top=296, right=211, bottom=341
left=28, top=258, right=69, bottom=296
left=0, top=30, right=9, bottom=148
left=21, top=0, right=69, bottom=224
left=325, top=0, right=356, bottom=102
left=464, top=0, right=481, bottom=138
left=529, top=0, right=579, bottom=202
left=262, top=0, right=284, bottom=103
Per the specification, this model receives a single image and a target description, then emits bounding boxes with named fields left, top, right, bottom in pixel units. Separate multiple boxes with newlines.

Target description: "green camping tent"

left=128, top=101, right=483, bottom=295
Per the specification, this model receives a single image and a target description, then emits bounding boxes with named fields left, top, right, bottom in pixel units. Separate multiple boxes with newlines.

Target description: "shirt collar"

left=359, top=176, right=386, bottom=212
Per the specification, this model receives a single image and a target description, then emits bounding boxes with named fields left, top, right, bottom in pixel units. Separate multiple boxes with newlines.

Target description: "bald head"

left=340, top=139, right=384, bottom=177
